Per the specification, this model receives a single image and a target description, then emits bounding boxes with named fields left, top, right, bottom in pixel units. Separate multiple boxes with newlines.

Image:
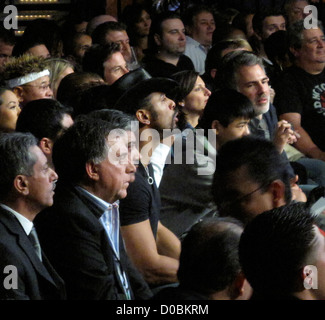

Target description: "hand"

left=273, top=120, right=299, bottom=153
left=269, top=86, right=275, bottom=104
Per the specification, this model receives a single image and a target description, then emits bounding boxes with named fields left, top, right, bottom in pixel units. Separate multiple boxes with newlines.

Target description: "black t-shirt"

left=119, top=162, right=160, bottom=238
left=141, top=54, right=194, bottom=78
left=274, top=65, right=325, bottom=151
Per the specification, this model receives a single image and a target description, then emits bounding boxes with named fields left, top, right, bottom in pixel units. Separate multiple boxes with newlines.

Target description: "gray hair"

left=218, top=51, right=265, bottom=90
left=0, top=132, right=38, bottom=200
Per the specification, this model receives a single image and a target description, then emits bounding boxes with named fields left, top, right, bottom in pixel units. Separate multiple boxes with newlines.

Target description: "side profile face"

left=217, top=165, right=276, bottom=220
left=183, top=76, right=211, bottom=116
left=95, top=132, right=136, bottom=203
left=135, top=10, right=151, bottom=37
left=0, top=89, right=21, bottom=132
left=105, top=30, right=132, bottom=62
left=20, top=75, right=53, bottom=105
left=190, top=11, right=215, bottom=46
left=215, top=117, right=251, bottom=147
left=157, top=18, right=186, bottom=55
left=235, top=64, right=270, bottom=117
left=25, top=145, right=58, bottom=210
left=103, top=51, right=129, bottom=85
left=261, top=15, right=286, bottom=40
left=147, top=92, right=176, bottom=132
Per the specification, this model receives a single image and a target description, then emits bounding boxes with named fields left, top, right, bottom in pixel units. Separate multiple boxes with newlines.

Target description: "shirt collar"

left=0, top=203, right=34, bottom=235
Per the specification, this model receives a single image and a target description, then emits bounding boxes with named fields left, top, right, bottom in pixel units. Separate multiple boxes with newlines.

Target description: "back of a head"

left=0, top=132, right=37, bottom=201
left=212, top=136, right=292, bottom=221
left=264, top=30, right=289, bottom=64
left=200, top=89, right=255, bottom=130
left=86, top=15, right=118, bottom=36
left=178, top=217, right=244, bottom=296
left=239, top=202, right=315, bottom=298
left=16, top=99, right=72, bottom=141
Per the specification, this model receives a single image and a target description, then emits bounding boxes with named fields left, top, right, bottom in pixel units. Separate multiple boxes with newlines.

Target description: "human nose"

left=244, top=125, right=250, bottom=136
left=47, top=86, right=54, bottom=97
left=205, top=87, right=211, bottom=96
left=50, top=168, right=58, bottom=181
left=126, top=159, right=137, bottom=174
left=168, top=98, right=176, bottom=110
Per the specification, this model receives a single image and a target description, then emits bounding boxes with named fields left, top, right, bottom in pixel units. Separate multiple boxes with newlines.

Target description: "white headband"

left=6, top=69, right=50, bottom=88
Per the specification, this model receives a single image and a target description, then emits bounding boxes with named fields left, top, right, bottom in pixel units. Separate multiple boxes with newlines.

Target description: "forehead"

left=302, top=27, right=324, bottom=41
left=194, top=11, right=214, bottom=22
left=30, top=144, right=47, bottom=165
left=26, top=75, right=50, bottom=86
left=293, top=0, right=309, bottom=9
left=161, top=18, right=184, bottom=31
left=263, top=15, right=286, bottom=25
left=105, top=51, right=125, bottom=67
left=106, top=30, right=128, bottom=41
left=237, top=64, right=266, bottom=83
left=0, top=41, right=13, bottom=54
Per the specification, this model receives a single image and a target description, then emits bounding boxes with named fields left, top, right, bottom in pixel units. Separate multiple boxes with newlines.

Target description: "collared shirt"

left=184, top=36, right=207, bottom=75
left=74, top=186, right=131, bottom=299
left=0, top=203, right=33, bottom=235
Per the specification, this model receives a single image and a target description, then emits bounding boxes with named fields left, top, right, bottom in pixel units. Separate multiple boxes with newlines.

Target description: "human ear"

left=14, top=175, right=29, bottom=195
left=85, top=162, right=100, bottom=181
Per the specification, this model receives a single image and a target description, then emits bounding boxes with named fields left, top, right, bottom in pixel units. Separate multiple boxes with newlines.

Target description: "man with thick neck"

left=274, top=20, right=325, bottom=160
left=142, top=11, right=194, bottom=78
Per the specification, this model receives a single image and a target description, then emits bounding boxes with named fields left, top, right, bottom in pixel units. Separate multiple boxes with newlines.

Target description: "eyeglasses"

left=23, top=83, right=51, bottom=91
left=219, top=182, right=270, bottom=212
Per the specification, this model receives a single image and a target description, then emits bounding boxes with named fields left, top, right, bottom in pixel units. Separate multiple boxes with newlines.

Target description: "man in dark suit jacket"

left=35, top=116, right=152, bottom=300
left=0, top=132, right=66, bottom=300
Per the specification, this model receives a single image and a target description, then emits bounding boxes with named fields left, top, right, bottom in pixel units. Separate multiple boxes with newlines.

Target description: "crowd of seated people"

left=1, top=0, right=325, bottom=301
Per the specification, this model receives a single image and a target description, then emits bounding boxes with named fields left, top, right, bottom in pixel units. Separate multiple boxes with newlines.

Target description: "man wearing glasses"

left=2, top=54, right=53, bottom=107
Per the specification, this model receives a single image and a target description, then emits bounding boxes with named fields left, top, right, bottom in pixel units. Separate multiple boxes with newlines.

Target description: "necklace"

left=144, top=164, right=154, bottom=185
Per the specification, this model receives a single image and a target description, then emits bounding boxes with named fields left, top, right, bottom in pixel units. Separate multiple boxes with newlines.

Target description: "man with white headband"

left=2, top=54, right=53, bottom=107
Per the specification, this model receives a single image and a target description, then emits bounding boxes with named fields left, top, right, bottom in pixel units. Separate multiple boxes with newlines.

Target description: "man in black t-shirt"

left=274, top=19, right=325, bottom=160
left=142, top=11, right=194, bottom=78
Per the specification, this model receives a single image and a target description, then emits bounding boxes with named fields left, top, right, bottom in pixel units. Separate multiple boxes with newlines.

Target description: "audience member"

left=1, top=54, right=53, bottom=107
left=284, top=0, right=310, bottom=26
left=274, top=20, right=325, bottom=160
left=0, top=132, right=65, bottom=300
left=232, top=11, right=255, bottom=39
left=0, top=87, right=21, bottom=132
left=35, top=117, right=152, bottom=300
left=213, top=134, right=299, bottom=226
left=45, top=58, right=75, bottom=99
left=114, top=77, right=181, bottom=289
left=239, top=202, right=325, bottom=300
left=82, top=43, right=129, bottom=85
left=183, top=5, right=216, bottom=74
left=92, top=21, right=133, bottom=65
left=142, top=11, right=194, bottom=78
left=153, top=217, right=252, bottom=300
left=15, top=99, right=74, bottom=168
left=121, top=3, right=152, bottom=62
left=0, top=26, right=15, bottom=72
left=13, top=38, right=51, bottom=59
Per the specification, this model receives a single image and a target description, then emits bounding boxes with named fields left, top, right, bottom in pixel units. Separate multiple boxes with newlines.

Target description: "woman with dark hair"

left=171, top=70, right=211, bottom=130
left=0, top=87, right=21, bottom=132
left=121, top=3, right=152, bottom=62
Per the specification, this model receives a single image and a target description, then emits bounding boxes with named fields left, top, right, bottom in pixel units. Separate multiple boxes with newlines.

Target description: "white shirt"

left=184, top=36, right=207, bottom=75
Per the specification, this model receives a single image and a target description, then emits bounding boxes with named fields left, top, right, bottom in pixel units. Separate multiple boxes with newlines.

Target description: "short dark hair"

left=16, top=99, right=73, bottom=142
left=52, top=117, right=124, bottom=184
left=0, top=26, right=16, bottom=46
left=200, top=89, right=255, bottom=130
left=239, top=202, right=316, bottom=297
left=92, top=21, right=127, bottom=46
left=82, top=43, right=121, bottom=79
left=147, top=11, right=182, bottom=54
left=182, top=4, right=214, bottom=28
left=0, top=132, right=38, bottom=200
left=252, top=8, right=286, bottom=36
left=212, top=136, right=292, bottom=222
left=171, top=70, right=199, bottom=102
left=178, top=217, right=244, bottom=295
